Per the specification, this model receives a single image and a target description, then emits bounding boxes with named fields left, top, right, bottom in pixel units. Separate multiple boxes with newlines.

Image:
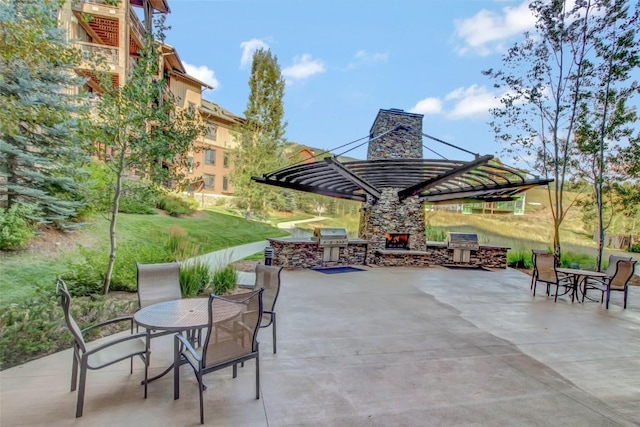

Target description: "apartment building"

left=58, top=0, right=243, bottom=196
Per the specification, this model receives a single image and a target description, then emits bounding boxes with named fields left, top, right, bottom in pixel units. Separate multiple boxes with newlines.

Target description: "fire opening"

left=385, top=233, right=410, bottom=250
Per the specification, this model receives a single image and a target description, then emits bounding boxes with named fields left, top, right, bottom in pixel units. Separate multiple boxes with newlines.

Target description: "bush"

left=0, top=204, right=36, bottom=249
left=0, top=285, right=137, bottom=370
left=507, top=250, right=534, bottom=269
left=210, top=265, right=238, bottom=295
left=425, top=221, right=446, bottom=242
left=630, top=243, right=640, bottom=253
left=179, top=259, right=211, bottom=298
left=560, top=251, right=596, bottom=270
left=118, top=179, right=161, bottom=214
left=157, top=193, right=198, bottom=217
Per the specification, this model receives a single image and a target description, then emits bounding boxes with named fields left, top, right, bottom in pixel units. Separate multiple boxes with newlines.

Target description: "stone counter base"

left=268, top=239, right=508, bottom=269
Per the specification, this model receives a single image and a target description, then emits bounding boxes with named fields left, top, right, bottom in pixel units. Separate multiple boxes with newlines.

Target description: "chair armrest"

left=84, top=331, right=147, bottom=356
left=175, top=333, right=200, bottom=362
left=237, top=284, right=254, bottom=289
left=82, top=316, right=135, bottom=334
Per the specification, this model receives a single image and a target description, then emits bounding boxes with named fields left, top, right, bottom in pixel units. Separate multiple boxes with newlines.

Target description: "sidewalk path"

left=193, top=240, right=270, bottom=285
left=276, top=216, right=327, bottom=229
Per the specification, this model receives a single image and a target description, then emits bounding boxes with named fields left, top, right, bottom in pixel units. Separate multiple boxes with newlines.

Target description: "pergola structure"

left=251, top=155, right=551, bottom=205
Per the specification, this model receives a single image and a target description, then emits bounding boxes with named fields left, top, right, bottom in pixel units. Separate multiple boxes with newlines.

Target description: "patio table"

left=556, top=268, right=607, bottom=303
left=134, top=298, right=240, bottom=385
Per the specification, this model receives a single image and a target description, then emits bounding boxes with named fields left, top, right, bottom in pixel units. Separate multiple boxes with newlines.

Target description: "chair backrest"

left=531, top=249, right=548, bottom=271
left=535, top=253, right=558, bottom=283
left=609, top=260, right=637, bottom=289
left=254, top=264, right=282, bottom=313
left=201, top=289, right=264, bottom=369
left=605, top=255, right=633, bottom=277
left=56, top=278, right=87, bottom=353
left=136, top=262, right=181, bottom=308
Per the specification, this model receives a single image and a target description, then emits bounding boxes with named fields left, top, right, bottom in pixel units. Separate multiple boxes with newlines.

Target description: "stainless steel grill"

left=447, top=233, right=479, bottom=263
left=312, top=228, right=349, bottom=247
left=312, top=228, right=348, bottom=262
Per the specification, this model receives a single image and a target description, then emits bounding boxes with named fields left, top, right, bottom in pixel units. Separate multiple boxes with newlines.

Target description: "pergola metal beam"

left=398, top=155, right=494, bottom=201
left=420, top=180, right=550, bottom=202
left=323, top=157, right=381, bottom=200
left=251, top=176, right=366, bottom=202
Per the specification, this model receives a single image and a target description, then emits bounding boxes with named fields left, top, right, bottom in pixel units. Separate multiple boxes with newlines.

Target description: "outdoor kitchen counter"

left=425, top=241, right=511, bottom=250
left=267, top=237, right=369, bottom=269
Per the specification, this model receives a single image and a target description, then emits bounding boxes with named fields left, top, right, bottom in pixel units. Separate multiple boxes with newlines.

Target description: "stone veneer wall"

left=373, top=244, right=509, bottom=269
left=359, top=188, right=427, bottom=258
left=360, top=109, right=427, bottom=265
left=367, top=109, right=424, bottom=160
left=268, top=239, right=368, bottom=269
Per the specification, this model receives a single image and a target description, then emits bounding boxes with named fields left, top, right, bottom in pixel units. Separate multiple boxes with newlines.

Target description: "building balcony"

left=72, top=0, right=121, bottom=15
left=76, top=41, right=119, bottom=69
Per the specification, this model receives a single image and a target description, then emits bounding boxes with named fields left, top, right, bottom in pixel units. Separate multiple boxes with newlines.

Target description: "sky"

left=162, top=0, right=543, bottom=164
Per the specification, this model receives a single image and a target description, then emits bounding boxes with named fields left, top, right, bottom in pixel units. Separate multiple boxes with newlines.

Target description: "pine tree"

left=0, top=0, right=86, bottom=228
left=230, top=48, right=287, bottom=218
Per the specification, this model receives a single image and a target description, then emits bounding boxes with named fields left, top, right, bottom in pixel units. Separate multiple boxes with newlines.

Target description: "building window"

left=222, top=176, right=229, bottom=192
left=206, top=124, right=217, bottom=140
left=188, top=101, right=195, bottom=113
left=204, top=174, right=215, bottom=190
left=223, top=152, right=230, bottom=168
left=187, top=155, right=194, bottom=173
left=205, top=149, right=216, bottom=165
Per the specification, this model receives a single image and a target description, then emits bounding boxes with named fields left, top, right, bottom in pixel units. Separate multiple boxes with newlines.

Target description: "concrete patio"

left=2, top=266, right=639, bottom=426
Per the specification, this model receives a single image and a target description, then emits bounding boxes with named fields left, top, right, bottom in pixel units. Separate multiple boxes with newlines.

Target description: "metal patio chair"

left=530, top=249, right=549, bottom=290
left=56, top=278, right=147, bottom=418
left=136, top=261, right=181, bottom=309
left=531, top=253, right=572, bottom=301
left=583, top=259, right=637, bottom=309
left=174, top=289, right=264, bottom=424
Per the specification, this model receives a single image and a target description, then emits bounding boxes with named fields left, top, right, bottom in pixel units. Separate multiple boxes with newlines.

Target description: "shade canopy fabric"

left=251, top=155, right=552, bottom=204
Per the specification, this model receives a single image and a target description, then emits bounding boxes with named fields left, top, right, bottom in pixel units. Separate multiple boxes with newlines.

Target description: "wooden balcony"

left=72, top=0, right=121, bottom=15
left=76, top=41, right=119, bottom=68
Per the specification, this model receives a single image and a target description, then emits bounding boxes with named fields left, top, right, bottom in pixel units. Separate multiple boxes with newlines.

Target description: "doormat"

left=311, top=266, right=366, bottom=274
left=443, top=265, right=492, bottom=272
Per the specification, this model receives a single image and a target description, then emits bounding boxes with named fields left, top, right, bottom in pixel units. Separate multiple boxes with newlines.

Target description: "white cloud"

left=409, top=85, right=504, bottom=120
left=445, top=84, right=502, bottom=119
left=239, top=39, right=269, bottom=68
left=282, top=54, right=326, bottom=84
left=347, top=49, right=389, bottom=70
left=409, top=97, right=443, bottom=115
left=453, top=1, right=535, bottom=56
left=183, top=62, right=219, bottom=90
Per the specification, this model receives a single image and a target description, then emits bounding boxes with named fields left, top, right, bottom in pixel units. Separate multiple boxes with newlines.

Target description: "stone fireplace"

left=385, top=233, right=410, bottom=250
left=359, top=109, right=427, bottom=259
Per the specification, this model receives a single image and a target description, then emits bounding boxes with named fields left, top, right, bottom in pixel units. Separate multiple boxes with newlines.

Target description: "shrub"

left=157, top=193, right=198, bottom=217
left=0, top=204, right=36, bottom=249
left=179, top=259, right=211, bottom=298
left=629, top=243, right=640, bottom=253
left=507, top=250, right=533, bottom=269
left=425, top=221, right=446, bottom=242
left=210, top=264, right=238, bottom=295
left=118, top=179, right=161, bottom=214
left=559, top=251, right=596, bottom=270
left=0, top=285, right=137, bottom=370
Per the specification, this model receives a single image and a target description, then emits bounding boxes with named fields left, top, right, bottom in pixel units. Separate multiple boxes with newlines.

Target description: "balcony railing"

left=129, top=8, right=147, bottom=43
left=76, top=41, right=119, bottom=66
left=72, top=0, right=120, bottom=10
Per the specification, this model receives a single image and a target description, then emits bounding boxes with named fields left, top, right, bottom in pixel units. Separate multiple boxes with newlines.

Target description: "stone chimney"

left=359, top=109, right=427, bottom=257
left=367, top=109, right=424, bottom=160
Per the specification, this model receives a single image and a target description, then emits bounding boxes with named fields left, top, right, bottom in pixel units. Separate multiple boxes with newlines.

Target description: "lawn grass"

left=0, top=209, right=288, bottom=305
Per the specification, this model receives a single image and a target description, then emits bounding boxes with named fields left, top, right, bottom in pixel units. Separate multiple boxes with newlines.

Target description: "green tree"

left=231, top=48, right=287, bottom=218
left=0, top=0, right=86, bottom=231
left=483, top=0, right=637, bottom=262
left=91, top=17, right=204, bottom=294
left=574, top=0, right=639, bottom=269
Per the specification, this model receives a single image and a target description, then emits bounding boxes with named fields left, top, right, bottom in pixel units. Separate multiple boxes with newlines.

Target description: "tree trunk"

left=103, top=158, right=124, bottom=294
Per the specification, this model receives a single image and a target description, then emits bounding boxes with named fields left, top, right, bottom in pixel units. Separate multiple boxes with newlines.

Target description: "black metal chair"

left=56, top=279, right=148, bottom=418
left=583, top=259, right=637, bottom=309
left=174, top=288, right=264, bottom=425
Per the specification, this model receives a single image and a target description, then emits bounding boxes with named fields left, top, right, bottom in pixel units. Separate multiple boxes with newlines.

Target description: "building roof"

left=252, top=156, right=552, bottom=204
left=130, top=0, right=170, bottom=13
left=199, top=99, right=244, bottom=125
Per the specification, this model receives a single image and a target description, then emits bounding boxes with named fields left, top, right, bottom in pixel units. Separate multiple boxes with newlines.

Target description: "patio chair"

left=136, top=261, right=181, bottom=309
left=582, top=259, right=637, bottom=309
left=56, top=278, right=147, bottom=418
left=530, top=249, right=549, bottom=290
left=254, top=264, right=283, bottom=353
left=174, top=289, right=264, bottom=425
left=531, top=253, right=572, bottom=301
